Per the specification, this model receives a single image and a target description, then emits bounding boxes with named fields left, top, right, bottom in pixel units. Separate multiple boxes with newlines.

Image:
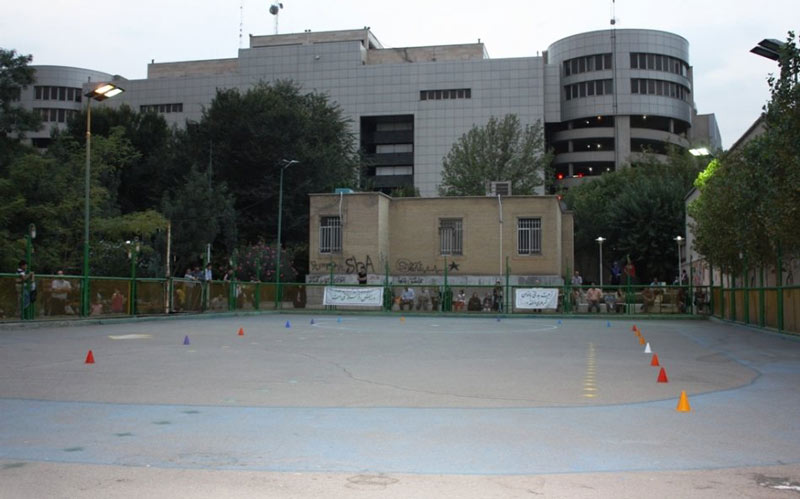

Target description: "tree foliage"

left=184, top=81, right=359, bottom=245
left=161, top=165, right=237, bottom=276
left=566, top=149, right=703, bottom=283
left=689, top=31, right=800, bottom=272
left=0, top=49, right=41, bottom=170
left=439, top=114, right=552, bottom=196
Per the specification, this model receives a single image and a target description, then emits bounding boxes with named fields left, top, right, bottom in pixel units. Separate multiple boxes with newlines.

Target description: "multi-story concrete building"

left=16, top=66, right=114, bottom=148
left=26, top=27, right=720, bottom=193
left=308, top=191, right=573, bottom=285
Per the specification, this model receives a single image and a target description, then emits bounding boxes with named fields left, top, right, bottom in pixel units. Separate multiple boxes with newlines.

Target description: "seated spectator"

left=49, top=270, right=71, bottom=315
left=416, top=288, right=431, bottom=311
left=614, top=289, right=626, bottom=313
left=430, top=288, right=441, bottom=311
left=111, top=289, right=125, bottom=314
left=641, top=287, right=656, bottom=313
left=90, top=295, right=104, bottom=316
left=694, top=289, right=709, bottom=313
left=467, top=292, right=482, bottom=311
left=676, top=286, right=687, bottom=313
left=483, top=293, right=493, bottom=312
left=604, top=290, right=617, bottom=313
left=400, top=287, right=415, bottom=311
left=453, top=290, right=466, bottom=311
left=586, top=283, right=603, bottom=313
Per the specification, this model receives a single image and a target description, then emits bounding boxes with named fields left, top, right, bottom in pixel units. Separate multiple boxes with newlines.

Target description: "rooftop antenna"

left=610, top=0, right=617, bottom=26
left=269, top=2, right=284, bottom=35
left=239, top=0, right=244, bottom=48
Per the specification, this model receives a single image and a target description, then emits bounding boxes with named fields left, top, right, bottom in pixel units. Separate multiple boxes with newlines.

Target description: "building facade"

left=545, top=29, right=720, bottom=187
left=17, top=66, right=114, bottom=148
left=308, top=192, right=573, bottom=285
left=26, top=27, right=720, bottom=193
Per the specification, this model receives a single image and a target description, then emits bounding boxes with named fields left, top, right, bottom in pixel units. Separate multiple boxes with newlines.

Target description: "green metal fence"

left=2, top=272, right=723, bottom=322
left=712, top=284, right=799, bottom=335
left=3, top=270, right=796, bottom=335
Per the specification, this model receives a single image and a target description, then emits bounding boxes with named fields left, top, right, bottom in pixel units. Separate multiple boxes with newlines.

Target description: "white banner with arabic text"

left=323, top=286, right=384, bottom=307
left=514, top=288, right=559, bottom=310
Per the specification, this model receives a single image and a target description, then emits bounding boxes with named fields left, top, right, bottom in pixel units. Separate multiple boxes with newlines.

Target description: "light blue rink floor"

left=1, top=315, right=799, bottom=475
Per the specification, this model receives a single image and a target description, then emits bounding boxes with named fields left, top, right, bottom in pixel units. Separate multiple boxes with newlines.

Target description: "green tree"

left=186, top=80, right=359, bottom=246
left=439, top=114, right=552, bottom=196
left=0, top=128, right=166, bottom=275
left=161, top=165, right=237, bottom=276
left=0, top=49, right=41, bottom=170
left=64, top=104, right=177, bottom=214
left=566, top=149, right=703, bottom=283
left=689, top=31, right=800, bottom=272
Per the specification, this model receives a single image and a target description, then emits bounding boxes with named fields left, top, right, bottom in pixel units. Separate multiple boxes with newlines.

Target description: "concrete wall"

left=309, top=193, right=573, bottom=285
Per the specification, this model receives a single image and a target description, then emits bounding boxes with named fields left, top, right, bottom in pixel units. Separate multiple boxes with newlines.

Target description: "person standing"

left=357, top=266, right=367, bottom=285
left=610, top=261, right=622, bottom=286
left=16, top=260, right=36, bottom=319
left=493, top=280, right=504, bottom=312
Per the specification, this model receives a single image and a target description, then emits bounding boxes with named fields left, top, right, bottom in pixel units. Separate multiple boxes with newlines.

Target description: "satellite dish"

left=269, top=2, right=283, bottom=15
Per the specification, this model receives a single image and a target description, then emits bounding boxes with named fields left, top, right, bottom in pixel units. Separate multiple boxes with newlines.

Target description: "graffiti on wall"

left=309, top=255, right=376, bottom=274
left=395, top=258, right=460, bottom=274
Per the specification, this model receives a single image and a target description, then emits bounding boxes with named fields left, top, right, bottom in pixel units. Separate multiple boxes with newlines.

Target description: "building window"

left=439, top=218, right=463, bottom=256
left=319, top=216, right=342, bottom=254
left=375, top=143, right=413, bottom=153
left=630, top=53, right=688, bottom=77
left=564, top=79, right=613, bottom=101
left=34, top=107, right=79, bottom=123
left=630, top=78, right=690, bottom=101
left=420, top=88, right=471, bottom=101
left=140, top=103, right=183, bottom=114
left=33, top=85, right=82, bottom=102
left=563, top=53, right=612, bottom=76
left=518, top=218, right=541, bottom=255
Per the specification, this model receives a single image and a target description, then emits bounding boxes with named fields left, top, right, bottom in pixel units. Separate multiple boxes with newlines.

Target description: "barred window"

left=518, top=218, right=541, bottom=255
left=439, top=218, right=463, bottom=255
left=319, top=216, right=342, bottom=254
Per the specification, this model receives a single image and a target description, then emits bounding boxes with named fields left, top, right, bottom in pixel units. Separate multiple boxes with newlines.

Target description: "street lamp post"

left=24, top=224, right=36, bottom=320
left=82, top=83, right=124, bottom=316
left=126, top=237, right=141, bottom=315
left=674, top=235, right=684, bottom=284
left=275, top=159, right=298, bottom=309
left=595, top=237, right=606, bottom=287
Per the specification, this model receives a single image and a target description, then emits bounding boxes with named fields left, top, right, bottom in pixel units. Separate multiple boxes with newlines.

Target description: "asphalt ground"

left=1, top=315, right=799, bottom=498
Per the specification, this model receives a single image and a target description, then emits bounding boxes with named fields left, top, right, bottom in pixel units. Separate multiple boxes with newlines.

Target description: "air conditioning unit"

left=487, top=181, right=511, bottom=196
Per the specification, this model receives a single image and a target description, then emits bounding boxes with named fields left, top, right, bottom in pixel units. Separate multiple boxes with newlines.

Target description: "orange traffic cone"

left=238, top=327, right=244, bottom=336
left=676, top=390, right=691, bottom=412
left=85, top=350, right=95, bottom=364
left=657, top=367, right=668, bottom=383
left=631, top=325, right=637, bottom=332
left=650, top=354, right=660, bottom=366
left=638, top=335, right=646, bottom=345
left=400, top=316, right=405, bottom=322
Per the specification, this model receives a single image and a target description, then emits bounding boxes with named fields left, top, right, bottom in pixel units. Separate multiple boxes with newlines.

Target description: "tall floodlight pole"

left=83, top=83, right=124, bottom=316
left=275, top=159, right=299, bottom=308
left=595, top=237, right=606, bottom=287
left=674, top=235, right=684, bottom=283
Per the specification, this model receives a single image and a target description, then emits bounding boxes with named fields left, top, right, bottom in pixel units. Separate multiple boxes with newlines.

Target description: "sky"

left=4, top=0, right=797, bottom=148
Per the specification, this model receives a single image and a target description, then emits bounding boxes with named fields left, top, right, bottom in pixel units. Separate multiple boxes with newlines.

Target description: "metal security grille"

left=319, top=216, right=342, bottom=254
left=518, top=218, right=541, bottom=255
left=439, top=218, right=463, bottom=255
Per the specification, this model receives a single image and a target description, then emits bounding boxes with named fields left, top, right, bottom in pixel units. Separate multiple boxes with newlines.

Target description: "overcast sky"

left=4, top=0, right=796, bottom=148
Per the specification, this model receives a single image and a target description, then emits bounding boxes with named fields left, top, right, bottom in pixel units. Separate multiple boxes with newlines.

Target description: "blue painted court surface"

left=1, top=315, right=799, bottom=475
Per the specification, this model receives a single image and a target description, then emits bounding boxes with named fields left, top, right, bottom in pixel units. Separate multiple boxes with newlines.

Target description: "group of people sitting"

left=398, top=284, right=503, bottom=312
